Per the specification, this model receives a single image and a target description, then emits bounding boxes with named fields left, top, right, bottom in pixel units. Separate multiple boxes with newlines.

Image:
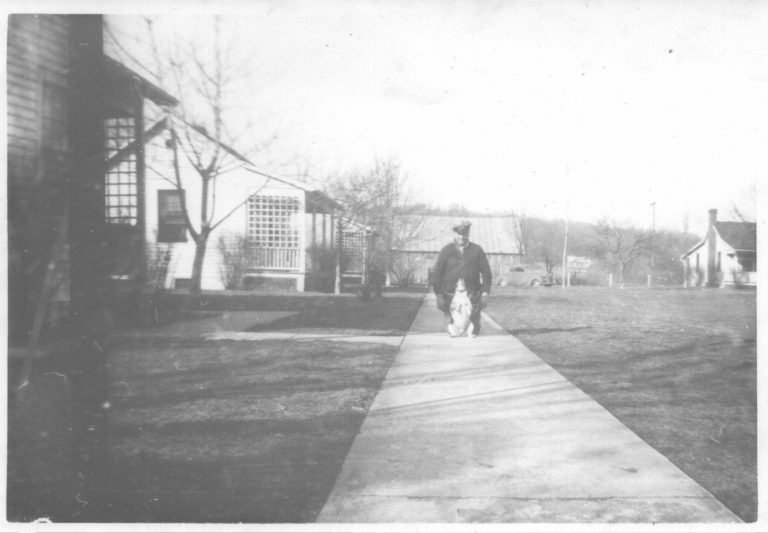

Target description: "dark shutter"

left=158, top=190, right=187, bottom=242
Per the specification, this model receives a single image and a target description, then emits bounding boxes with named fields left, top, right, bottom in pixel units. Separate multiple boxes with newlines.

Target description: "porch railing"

left=247, top=246, right=301, bottom=270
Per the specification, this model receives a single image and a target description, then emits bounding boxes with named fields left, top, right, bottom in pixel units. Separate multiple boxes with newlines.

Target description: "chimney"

left=709, top=208, right=718, bottom=227
left=707, top=208, right=718, bottom=286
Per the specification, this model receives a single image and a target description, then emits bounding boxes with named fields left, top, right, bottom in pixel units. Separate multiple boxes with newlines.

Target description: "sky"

left=102, top=0, right=764, bottom=233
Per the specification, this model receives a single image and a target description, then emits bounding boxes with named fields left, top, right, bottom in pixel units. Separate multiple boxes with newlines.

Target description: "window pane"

left=104, top=116, right=138, bottom=225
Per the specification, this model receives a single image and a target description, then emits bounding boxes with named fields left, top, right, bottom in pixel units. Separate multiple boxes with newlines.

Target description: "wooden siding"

left=8, top=15, right=71, bottom=187
left=8, top=15, right=74, bottom=338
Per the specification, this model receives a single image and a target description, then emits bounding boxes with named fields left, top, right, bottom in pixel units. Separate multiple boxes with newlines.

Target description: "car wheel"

left=530, top=279, right=541, bottom=287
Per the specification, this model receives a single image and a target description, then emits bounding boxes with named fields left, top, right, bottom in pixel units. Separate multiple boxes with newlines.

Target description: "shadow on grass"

left=101, top=410, right=364, bottom=523
left=506, top=326, right=592, bottom=336
left=98, top=337, right=402, bottom=523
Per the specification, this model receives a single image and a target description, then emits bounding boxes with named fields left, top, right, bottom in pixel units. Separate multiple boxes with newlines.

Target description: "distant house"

left=389, top=215, right=523, bottom=286
left=681, top=209, right=757, bottom=287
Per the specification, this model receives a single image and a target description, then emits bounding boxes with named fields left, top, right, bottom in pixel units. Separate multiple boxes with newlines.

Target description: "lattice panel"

left=247, top=194, right=301, bottom=248
left=104, top=117, right=138, bottom=225
left=342, top=230, right=366, bottom=273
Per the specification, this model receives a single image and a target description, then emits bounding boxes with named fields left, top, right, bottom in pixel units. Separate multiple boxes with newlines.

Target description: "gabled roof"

left=681, top=238, right=706, bottom=259
left=171, top=119, right=342, bottom=212
left=393, top=215, right=521, bottom=254
left=715, top=221, right=756, bottom=251
left=680, top=220, right=756, bottom=259
left=102, top=55, right=179, bottom=106
left=243, top=166, right=341, bottom=212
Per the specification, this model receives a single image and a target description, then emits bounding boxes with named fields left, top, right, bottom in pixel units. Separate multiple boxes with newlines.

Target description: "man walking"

left=431, top=220, right=492, bottom=336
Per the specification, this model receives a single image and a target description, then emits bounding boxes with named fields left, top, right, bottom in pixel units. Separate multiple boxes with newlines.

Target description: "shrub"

left=217, top=234, right=250, bottom=290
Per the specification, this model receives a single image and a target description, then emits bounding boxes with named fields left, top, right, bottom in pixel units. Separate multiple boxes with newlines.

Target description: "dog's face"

left=455, top=278, right=467, bottom=293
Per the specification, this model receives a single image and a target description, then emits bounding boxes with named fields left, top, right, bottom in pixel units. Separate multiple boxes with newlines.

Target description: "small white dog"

left=448, top=278, right=475, bottom=338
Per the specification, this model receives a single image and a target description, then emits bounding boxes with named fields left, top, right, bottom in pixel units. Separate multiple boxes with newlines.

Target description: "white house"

left=681, top=209, right=757, bottom=287
left=139, top=125, right=345, bottom=292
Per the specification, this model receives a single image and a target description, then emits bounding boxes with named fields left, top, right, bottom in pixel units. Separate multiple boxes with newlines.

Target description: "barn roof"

left=394, top=216, right=520, bottom=254
left=715, top=221, right=756, bottom=251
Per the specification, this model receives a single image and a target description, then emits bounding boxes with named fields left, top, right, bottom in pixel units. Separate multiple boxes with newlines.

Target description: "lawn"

left=137, top=291, right=425, bottom=332
left=485, top=286, right=757, bottom=522
left=8, top=292, right=424, bottom=523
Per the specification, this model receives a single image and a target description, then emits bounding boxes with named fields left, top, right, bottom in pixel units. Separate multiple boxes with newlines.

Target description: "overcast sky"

left=102, top=0, right=764, bottom=233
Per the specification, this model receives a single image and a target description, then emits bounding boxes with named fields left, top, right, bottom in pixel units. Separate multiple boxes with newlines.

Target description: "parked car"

left=501, top=266, right=559, bottom=287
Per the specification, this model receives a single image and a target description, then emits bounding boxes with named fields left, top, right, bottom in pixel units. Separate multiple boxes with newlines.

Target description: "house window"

left=247, top=194, right=301, bottom=248
left=104, top=116, right=138, bottom=225
left=158, top=190, right=187, bottom=243
left=717, top=252, right=722, bottom=272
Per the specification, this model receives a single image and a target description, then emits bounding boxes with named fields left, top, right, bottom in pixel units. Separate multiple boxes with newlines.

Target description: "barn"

left=389, top=215, right=523, bottom=286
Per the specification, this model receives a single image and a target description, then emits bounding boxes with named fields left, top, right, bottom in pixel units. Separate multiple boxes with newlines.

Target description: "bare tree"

left=326, top=158, right=423, bottom=288
left=523, top=217, right=565, bottom=279
left=730, top=202, right=756, bottom=223
left=107, top=16, right=274, bottom=293
left=593, top=218, right=654, bottom=286
left=509, top=211, right=533, bottom=260
left=729, top=182, right=757, bottom=223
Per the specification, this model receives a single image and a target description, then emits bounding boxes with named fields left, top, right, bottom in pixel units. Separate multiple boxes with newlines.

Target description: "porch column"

left=68, top=14, right=109, bottom=517
left=298, top=191, right=306, bottom=292
left=335, top=213, right=342, bottom=295
left=135, top=84, right=147, bottom=283
left=706, top=209, right=718, bottom=287
left=311, top=203, right=316, bottom=282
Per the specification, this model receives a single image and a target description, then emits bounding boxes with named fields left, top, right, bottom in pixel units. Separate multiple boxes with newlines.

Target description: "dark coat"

left=432, top=242, right=492, bottom=295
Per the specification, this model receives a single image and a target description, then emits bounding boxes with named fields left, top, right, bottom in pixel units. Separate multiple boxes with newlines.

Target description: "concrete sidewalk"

left=317, top=295, right=740, bottom=523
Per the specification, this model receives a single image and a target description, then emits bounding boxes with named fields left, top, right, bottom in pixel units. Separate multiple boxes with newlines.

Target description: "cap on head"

left=452, top=220, right=472, bottom=235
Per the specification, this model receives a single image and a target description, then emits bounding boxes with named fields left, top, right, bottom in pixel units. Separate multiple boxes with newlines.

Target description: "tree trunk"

left=190, top=231, right=209, bottom=294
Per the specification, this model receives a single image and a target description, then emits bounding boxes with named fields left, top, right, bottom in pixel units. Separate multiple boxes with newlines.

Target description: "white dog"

left=448, top=278, right=475, bottom=338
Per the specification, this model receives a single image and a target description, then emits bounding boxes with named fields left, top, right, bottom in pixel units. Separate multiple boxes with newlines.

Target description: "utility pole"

left=561, top=206, right=569, bottom=289
left=562, top=167, right=571, bottom=289
left=648, top=201, right=656, bottom=288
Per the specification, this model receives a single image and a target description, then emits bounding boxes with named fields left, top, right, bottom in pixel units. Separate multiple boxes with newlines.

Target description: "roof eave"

left=102, top=55, right=179, bottom=107
left=680, top=238, right=706, bottom=260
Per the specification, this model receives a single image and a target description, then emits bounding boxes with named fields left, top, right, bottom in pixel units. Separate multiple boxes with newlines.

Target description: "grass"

left=485, top=286, right=757, bottom=522
left=8, top=292, right=424, bottom=523
left=103, top=337, right=397, bottom=522
left=134, top=291, right=425, bottom=332
left=7, top=356, right=78, bottom=522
